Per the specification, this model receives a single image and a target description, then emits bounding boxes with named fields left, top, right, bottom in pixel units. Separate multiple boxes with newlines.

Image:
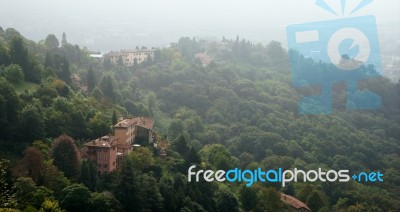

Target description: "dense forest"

left=0, top=27, right=399, bottom=212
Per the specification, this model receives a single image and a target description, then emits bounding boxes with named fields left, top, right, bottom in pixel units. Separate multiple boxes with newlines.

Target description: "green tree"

left=87, top=67, right=96, bottom=93
left=0, top=78, right=21, bottom=140
left=185, top=147, right=201, bottom=166
left=0, top=159, right=17, bottom=208
left=44, top=34, right=59, bottom=49
left=19, top=105, right=45, bottom=142
left=57, top=56, right=71, bottom=84
left=14, top=177, right=53, bottom=210
left=264, top=187, right=282, bottom=210
left=238, top=184, right=258, bottom=211
left=153, top=49, right=161, bottom=63
left=215, top=187, right=239, bottom=212
left=199, top=144, right=232, bottom=170
left=91, top=86, right=103, bottom=100
left=111, top=110, right=118, bottom=125
left=0, top=39, right=10, bottom=66
left=113, top=157, right=140, bottom=211
left=90, top=192, right=122, bottom=212
left=44, top=53, right=71, bottom=84
left=60, top=183, right=91, bottom=212
left=148, top=92, right=157, bottom=114
left=61, top=32, right=67, bottom=47
left=130, top=147, right=155, bottom=171
left=306, top=191, right=324, bottom=212
left=173, top=134, right=189, bottom=157
left=3, top=64, right=24, bottom=83
left=99, top=75, right=116, bottom=102
left=88, top=113, right=111, bottom=138
left=51, top=135, right=80, bottom=180
left=137, top=174, right=164, bottom=211
left=168, top=119, right=184, bottom=140
left=10, top=35, right=41, bottom=83
left=39, top=199, right=62, bottom=212
left=265, top=40, right=287, bottom=64
left=9, top=36, right=28, bottom=74
left=78, top=160, right=97, bottom=191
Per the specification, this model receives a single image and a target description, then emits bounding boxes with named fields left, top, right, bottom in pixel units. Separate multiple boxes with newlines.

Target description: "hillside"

left=0, top=28, right=399, bottom=211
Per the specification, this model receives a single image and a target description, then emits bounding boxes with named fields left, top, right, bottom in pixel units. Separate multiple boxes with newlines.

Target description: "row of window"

left=97, top=161, right=116, bottom=169
left=98, top=163, right=108, bottom=168
left=96, top=147, right=116, bottom=153
left=97, top=154, right=108, bottom=161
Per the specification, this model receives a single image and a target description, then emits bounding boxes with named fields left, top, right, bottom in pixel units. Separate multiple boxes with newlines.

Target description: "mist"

left=0, top=0, right=399, bottom=52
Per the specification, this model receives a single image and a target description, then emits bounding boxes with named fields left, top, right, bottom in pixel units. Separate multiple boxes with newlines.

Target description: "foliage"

left=44, top=35, right=59, bottom=49
left=0, top=159, right=17, bottom=208
left=59, top=183, right=90, bottom=212
left=0, top=28, right=399, bottom=211
left=39, top=199, right=62, bottom=212
left=90, top=192, right=121, bottom=212
left=14, top=177, right=53, bottom=210
left=78, top=160, right=97, bottom=191
left=2, top=64, right=24, bottom=83
left=13, top=147, right=45, bottom=184
left=129, top=147, right=155, bottom=171
left=51, top=135, right=80, bottom=180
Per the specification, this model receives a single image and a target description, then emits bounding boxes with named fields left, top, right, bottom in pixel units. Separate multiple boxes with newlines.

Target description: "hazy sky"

left=0, top=0, right=399, bottom=51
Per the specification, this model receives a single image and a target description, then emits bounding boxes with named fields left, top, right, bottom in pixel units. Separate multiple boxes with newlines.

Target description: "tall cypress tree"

left=87, top=67, right=96, bottom=93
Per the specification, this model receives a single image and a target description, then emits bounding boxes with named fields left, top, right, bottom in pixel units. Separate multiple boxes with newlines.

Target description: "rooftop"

left=280, top=193, right=311, bottom=211
left=114, top=117, right=154, bottom=130
left=84, top=135, right=119, bottom=148
left=104, top=51, right=128, bottom=57
left=121, top=49, right=156, bottom=53
left=195, top=53, right=213, bottom=65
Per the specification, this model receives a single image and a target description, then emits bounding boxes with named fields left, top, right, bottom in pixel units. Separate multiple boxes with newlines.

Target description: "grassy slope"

left=13, top=80, right=39, bottom=93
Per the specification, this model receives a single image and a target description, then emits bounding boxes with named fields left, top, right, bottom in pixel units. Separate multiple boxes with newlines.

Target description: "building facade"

left=83, top=117, right=155, bottom=176
left=104, top=49, right=155, bottom=66
left=114, top=117, right=154, bottom=146
left=84, top=135, right=119, bottom=175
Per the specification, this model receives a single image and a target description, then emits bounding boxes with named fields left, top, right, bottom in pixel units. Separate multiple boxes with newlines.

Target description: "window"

left=104, top=171, right=107, bottom=174
left=103, top=148, right=107, bottom=152
left=97, top=155, right=101, bottom=160
left=103, top=164, right=107, bottom=168
left=98, top=163, right=102, bottom=167
left=104, top=155, right=107, bottom=161
left=113, top=161, right=115, bottom=165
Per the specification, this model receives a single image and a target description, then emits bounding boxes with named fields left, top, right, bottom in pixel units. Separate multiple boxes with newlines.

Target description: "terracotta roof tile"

left=84, top=135, right=118, bottom=148
left=280, top=193, right=311, bottom=211
left=114, top=117, right=154, bottom=130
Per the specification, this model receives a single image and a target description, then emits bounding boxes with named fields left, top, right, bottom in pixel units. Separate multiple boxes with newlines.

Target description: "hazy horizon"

left=0, top=0, right=399, bottom=51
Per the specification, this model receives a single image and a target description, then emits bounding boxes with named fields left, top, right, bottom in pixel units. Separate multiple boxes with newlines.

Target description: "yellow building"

left=122, top=49, right=155, bottom=66
left=104, top=49, right=155, bottom=66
